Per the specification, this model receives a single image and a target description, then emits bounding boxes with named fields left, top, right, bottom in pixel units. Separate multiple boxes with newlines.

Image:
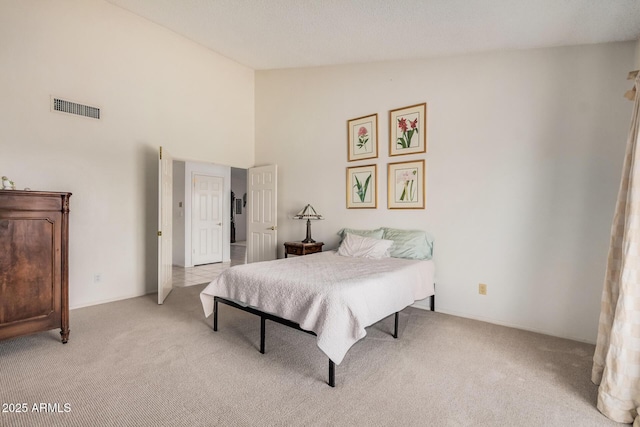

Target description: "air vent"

left=51, top=97, right=100, bottom=119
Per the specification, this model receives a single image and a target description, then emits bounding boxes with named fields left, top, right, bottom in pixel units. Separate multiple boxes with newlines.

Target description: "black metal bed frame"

left=212, top=293, right=435, bottom=387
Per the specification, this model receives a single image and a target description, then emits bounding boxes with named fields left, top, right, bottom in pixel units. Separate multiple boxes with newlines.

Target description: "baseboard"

left=433, top=307, right=596, bottom=345
left=70, top=291, right=150, bottom=310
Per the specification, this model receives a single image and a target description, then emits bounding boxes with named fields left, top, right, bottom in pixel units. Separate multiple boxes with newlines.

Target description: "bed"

left=200, top=228, right=435, bottom=386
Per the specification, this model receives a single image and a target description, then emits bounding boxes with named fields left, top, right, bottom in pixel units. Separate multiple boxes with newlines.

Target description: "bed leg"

left=430, top=294, right=435, bottom=312
left=213, top=298, right=219, bottom=332
left=260, top=316, right=266, bottom=354
left=393, top=312, right=399, bottom=339
left=328, top=360, right=335, bottom=387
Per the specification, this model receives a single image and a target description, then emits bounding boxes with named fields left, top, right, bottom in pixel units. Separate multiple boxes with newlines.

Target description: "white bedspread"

left=200, top=251, right=435, bottom=365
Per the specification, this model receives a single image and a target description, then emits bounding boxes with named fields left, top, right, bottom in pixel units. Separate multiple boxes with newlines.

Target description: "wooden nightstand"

left=284, top=241, right=324, bottom=258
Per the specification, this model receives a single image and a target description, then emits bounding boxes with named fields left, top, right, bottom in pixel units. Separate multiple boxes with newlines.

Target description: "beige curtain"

left=592, top=73, right=640, bottom=425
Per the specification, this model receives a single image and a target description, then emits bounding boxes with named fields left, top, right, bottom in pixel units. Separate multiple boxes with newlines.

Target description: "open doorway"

left=230, top=167, right=247, bottom=263
left=230, top=167, right=247, bottom=243
left=170, top=159, right=247, bottom=288
left=158, top=148, right=277, bottom=303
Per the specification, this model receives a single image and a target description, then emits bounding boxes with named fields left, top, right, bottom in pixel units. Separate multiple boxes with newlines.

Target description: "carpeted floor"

left=0, top=284, right=624, bottom=426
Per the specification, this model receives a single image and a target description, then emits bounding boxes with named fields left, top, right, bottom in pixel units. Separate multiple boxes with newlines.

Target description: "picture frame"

left=387, top=160, right=425, bottom=209
left=389, top=103, right=426, bottom=157
left=346, top=164, right=377, bottom=209
left=347, top=113, right=378, bottom=162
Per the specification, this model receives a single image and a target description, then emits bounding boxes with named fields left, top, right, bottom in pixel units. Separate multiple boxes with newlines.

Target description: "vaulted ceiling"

left=106, top=0, right=640, bottom=69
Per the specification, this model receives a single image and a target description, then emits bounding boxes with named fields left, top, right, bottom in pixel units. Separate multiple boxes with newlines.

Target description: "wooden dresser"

left=0, top=190, right=71, bottom=343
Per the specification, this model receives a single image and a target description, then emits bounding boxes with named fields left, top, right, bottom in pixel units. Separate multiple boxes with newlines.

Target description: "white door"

left=247, top=165, right=277, bottom=263
left=192, top=174, right=224, bottom=265
left=158, top=146, right=173, bottom=304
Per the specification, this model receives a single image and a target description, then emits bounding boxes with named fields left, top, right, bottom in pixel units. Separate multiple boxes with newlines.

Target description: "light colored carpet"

left=0, top=284, right=622, bottom=426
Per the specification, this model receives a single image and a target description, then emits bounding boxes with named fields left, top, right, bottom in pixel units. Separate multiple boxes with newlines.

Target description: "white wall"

left=0, top=0, right=254, bottom=308
left=255, top=42, right=635, bottom=343
left=184, top=162, right=231, bottom=266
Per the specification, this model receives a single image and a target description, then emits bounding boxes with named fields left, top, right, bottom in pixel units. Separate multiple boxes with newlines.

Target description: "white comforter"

left=200, top=251, right=435, bottom=365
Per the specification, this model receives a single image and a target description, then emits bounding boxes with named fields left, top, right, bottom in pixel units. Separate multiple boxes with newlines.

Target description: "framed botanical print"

left=347, top=113, right=378, bottom=162
left=346, top=164, right=377, bottom=209
left=388, top=160, right=425, bottom=209
left=389, top=103, right=426, bottom=156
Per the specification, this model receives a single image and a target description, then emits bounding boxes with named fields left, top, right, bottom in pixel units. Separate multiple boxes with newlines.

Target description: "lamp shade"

left=294, top=204, right=324, bottom=221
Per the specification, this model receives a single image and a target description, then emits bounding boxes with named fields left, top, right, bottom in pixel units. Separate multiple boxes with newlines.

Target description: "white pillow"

left=337, top=232, right=393, bottom=259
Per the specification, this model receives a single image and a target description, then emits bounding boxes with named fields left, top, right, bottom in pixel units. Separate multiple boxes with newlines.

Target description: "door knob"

left=269, top=226, right=277, bottom=231
left=217, top=222, right=222, bottom=226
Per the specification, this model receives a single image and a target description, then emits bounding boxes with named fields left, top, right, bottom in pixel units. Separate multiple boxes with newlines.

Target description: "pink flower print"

left=396, top=117, right=418, bottom=149
left=356, top=126, right=369, bottom=150
left=397, top=170, right=415, bottom=184
left=397, top=169, right=417, bottom=201
left=398, top=118, right=408, bottom=133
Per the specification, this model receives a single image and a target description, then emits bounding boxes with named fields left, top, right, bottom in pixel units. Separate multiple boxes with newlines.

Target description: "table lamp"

left=294, top=204, right=324, bottom=243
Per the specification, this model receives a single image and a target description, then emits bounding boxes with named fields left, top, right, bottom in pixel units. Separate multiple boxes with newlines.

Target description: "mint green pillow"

left=337, top=228, right=384, bottom=242
left=381, top=227, right=434, bottom=260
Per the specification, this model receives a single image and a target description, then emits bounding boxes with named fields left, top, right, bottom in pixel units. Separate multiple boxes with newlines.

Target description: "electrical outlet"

left=93, top=274, right=102, bottom=284
left=479, top=283, right=487, bottom=295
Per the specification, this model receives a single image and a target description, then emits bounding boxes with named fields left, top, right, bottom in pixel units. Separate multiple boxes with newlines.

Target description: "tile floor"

left=172, top=241, right=246, bottom=287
